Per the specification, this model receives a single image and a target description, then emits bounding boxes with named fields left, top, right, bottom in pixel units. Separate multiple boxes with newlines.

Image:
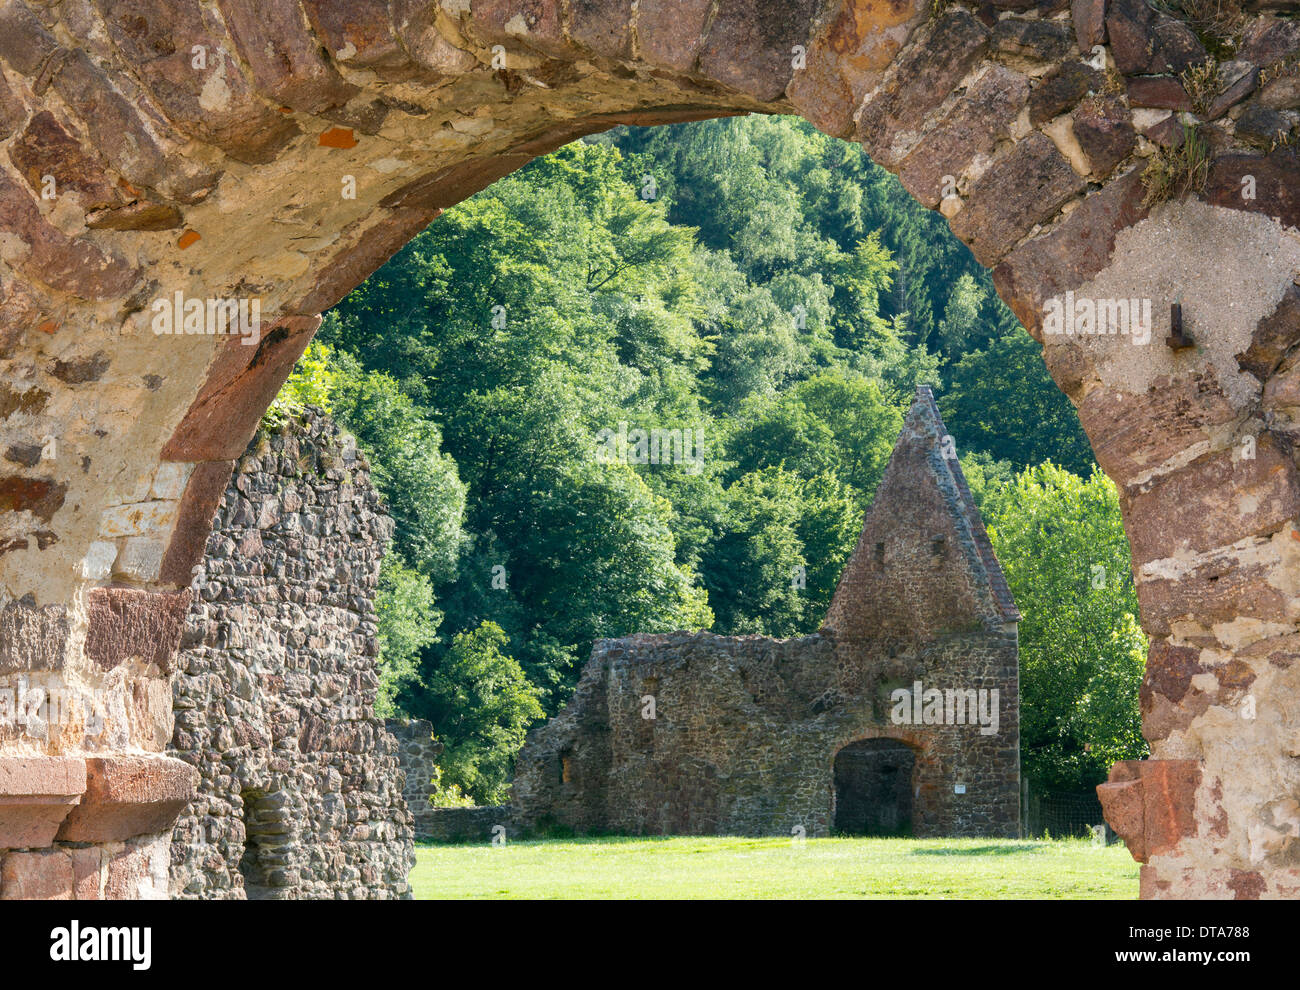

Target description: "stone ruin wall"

left=167, top=409, right=414, bottom=899
left=511, top=390, right=1023, bottom=842
left=386, top=717, right=440, bottom=840
left=512, top=627, right=1020, bottom=839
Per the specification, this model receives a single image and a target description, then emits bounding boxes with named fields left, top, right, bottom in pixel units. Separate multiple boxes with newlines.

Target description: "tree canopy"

left=268, top=114, right=1143, bottom=802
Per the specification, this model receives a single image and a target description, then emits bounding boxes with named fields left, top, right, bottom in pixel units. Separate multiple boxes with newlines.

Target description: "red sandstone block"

left=1123, top=434, right=1300, bottom=567
left=1107, top=0, right=1205, bottom=75
left=1072, top=0, right=1107, bottom=51
left=637, top=0, right=713, bottom=71
left=70, top=846, right=101, bottom=900
left=9, top=110, right=123, bottom=211
left=1204, top=150, right=1300, bottom=233
left=1126, top=75, right=1193, bottom=110
left=0, top=849, right=73, bottom=900
left=1098, top=759, right=1200, bottom=864
left=56, top=756, right=198, bottom=843
left=0, top=2, right=59, bottom=74
left=302, top=0, right=413, bottom=75
left=1241, top=285, right=1300, bottom=382
left=992, top=168, right=1147, bottom=349
left=99, top=0, right=299, bottom=164
left=1076, top=376, right=1236, bottom=489
left=216, top=0, right=358, bottom=113
left=948, top=133, right=1087, bottom=267
left=0, top=757, right=86, bottom=848
left=159, top=461, right=236, bottom=588
left=0, top=757, right=84, bottom=798
left=0, top=170, right=139, bottom=301
left=698, top=0, right=823, bottom=102
left=467, top=0, right=570, bottom=58
left=1137, top=557, right=1290, bottom=638
left=160, top=316, right=322, bottom=462
left=857, top=11, right=991, bottom=168
left=567, top=0, right=636, bottom=58
left=1072, top=96, right=1136, bottom=179
left=0, top=797, right=82, bottom=849
left=84, top=586, right=191, bottom=674
left=788, top=0, right=929, bottom=139
left=899, top=66, right=1028, bottom=208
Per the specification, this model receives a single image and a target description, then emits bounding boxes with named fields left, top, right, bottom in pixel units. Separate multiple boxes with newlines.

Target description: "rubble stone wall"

left=386, top=717, right=441, bottom=840
left=513, top=629, right=1020, bottom=839
left=168, top=410, right=414, bottom=899
left=423, top=806, right=511, bottom=844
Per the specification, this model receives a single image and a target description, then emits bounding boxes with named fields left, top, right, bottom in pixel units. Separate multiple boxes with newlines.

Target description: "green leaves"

left=940, top=325, right=1095, bottom=475
left=986, top=464, right=1148, bottom=792
left=374, top=553, right=441, bottom=719
left=284, top=113, right=1132, bottom=806
left=425, top=621, right=544, bottom=806
left=726, top=371, right=900, bottom=512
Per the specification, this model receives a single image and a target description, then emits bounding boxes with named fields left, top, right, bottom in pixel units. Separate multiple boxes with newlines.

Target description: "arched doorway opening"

left=833, top=739, right=917, bottom=837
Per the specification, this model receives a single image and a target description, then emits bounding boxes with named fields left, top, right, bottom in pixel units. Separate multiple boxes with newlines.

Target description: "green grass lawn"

left=413, top=835, right=1139, bottom=899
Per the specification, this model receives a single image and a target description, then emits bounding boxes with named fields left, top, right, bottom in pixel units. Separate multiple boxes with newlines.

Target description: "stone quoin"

left=0, top=0, right=1294, bottom=898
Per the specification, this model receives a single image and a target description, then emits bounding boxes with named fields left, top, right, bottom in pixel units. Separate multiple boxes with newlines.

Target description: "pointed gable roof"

left=821, top=386, right=1019, bottom=641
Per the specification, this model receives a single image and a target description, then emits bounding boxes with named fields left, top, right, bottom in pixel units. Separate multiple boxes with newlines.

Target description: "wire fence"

left=1024, top=787, right=1113, bottom=843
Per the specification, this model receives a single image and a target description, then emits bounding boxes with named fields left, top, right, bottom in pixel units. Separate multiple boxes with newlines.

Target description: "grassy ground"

left=413, top=835, right=1139, bottom=899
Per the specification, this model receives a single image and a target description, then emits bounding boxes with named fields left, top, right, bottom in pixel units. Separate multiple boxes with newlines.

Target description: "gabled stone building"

left=511, top=387, right=1021, bottom=838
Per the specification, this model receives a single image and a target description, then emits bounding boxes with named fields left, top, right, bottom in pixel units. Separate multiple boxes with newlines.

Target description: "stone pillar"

left=168, top=410, right=415, bottom=899
left=386, top=718, right=442, bottom=841
left=994, top=179, right=1300, bottom=898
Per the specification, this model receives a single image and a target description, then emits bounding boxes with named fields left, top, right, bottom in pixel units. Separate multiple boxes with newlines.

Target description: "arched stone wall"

left=0, top=0, right=1296, bottom=898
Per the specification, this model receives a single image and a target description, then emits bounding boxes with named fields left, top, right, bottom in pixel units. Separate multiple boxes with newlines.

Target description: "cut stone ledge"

left=0, top=756, right=86, bottom=847
left=55, top=756, right=198, bottom=843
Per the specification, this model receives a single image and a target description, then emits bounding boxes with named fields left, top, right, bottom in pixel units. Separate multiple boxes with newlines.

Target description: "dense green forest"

left=271, top=115, right=1144, bottom=805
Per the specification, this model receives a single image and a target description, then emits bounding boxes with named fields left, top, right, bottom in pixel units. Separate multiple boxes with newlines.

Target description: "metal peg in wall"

left=1166, top=298, right=1194, bottom=351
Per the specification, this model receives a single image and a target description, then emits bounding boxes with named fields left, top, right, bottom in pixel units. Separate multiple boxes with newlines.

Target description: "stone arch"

left=0, top=0, right=1296, bottom=898
left=832, top=727, right=941, bottom=834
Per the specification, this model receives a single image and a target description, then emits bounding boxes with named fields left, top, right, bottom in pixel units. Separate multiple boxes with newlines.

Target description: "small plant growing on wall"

left=1141, top=123, right=1211, bottom=207
left=1180, top=59, right=1221, bottom=115
left=1149, top=0, right=1245, bottom=58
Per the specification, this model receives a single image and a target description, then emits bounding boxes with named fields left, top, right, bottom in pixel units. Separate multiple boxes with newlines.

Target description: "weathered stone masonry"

left=168, top=410, right=414, bottom=899
left=0, top=0, right=1296, bottom=897
left=386, top=716, right=441, bottom=840
left=513, top=389, right=1022, bottom=839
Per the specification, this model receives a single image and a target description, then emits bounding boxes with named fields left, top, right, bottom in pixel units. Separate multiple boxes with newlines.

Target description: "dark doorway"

left=833, top=739, right=915, bottom=836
